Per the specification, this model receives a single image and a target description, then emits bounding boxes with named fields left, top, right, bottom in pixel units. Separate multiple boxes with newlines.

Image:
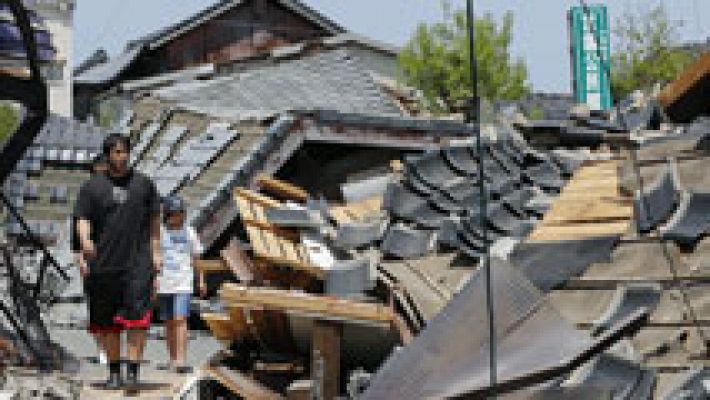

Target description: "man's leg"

left=126, top=328, right=147, bottom=387
left=104, top=332, right=121, bottom=361
left=104, top=331, right=122, bottom=389
left=127, top=328, right=147, bottom=361
left=94, top=333, right=107, bottom=364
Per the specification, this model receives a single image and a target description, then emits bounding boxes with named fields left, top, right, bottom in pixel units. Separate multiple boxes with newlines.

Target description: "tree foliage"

left=399, top=2, right=529, bottom=113
left=611, top=3, right=694, bottom=100
left=0, top=102, right=19, bottom=144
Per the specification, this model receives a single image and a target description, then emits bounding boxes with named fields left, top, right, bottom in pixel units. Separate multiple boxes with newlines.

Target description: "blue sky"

left=73, top=0, right=710, bottom=93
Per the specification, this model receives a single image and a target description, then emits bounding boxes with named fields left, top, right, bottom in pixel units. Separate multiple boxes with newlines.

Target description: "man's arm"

left=74, top=252, right=89, bottom=278
left=150, top=213, right=162, bottom=273
left=76, top=218, right=97, bottom=260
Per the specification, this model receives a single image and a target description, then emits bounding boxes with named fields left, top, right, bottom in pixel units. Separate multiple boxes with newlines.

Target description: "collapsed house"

left=2, top=0, right=710, bottom=398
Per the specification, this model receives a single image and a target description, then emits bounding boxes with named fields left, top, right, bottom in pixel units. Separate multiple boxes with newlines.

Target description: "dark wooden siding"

left=160, top=0, right=328, bottom=71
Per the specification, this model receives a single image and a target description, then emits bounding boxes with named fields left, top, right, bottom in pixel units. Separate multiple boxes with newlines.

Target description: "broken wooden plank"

left=220, top=283, right=394, bottom=324
left=220, top=238, right=256, bottom=283
left=204, top=365, right=284, bottom=400
left=528, top=221, right=631, bottom=241
left=541, top=199, right=633, bottom=224
left=195, top=259, right=228, bottom=274
left=235, top=187, right=281, bottom=208
left=256, top=174, right=310, bottom=203
left=201, top=313, right=242, bottom=343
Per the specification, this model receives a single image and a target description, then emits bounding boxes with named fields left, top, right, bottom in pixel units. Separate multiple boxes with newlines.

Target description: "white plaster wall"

left=24, top=1, right=74, bottom=117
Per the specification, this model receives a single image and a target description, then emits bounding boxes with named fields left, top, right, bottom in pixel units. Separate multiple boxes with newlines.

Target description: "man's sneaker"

left=104, top=371, right=122, bottom=390
left=125, top=363, right=139, bottom=390
left=98, top=351, right=108, bottom=365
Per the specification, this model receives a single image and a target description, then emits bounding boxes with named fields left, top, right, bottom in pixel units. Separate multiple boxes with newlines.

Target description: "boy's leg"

left=166, top=319, right=177, bottom=362
left=174, top=294, right=191, bottom=372
left=175, top=317, right=187, bottom=365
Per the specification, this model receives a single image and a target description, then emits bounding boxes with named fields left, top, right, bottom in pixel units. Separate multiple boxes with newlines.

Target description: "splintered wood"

left=234, top=188, right=324, bottom=279
left=256, top=174, right=309, bottom=203
left=528, top=160, right=633, bottom=241
left=219, top=283, right=394, bottom=325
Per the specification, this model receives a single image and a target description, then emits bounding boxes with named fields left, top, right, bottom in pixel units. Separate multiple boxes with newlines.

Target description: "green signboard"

left=568, top=4, right=612, bottom=110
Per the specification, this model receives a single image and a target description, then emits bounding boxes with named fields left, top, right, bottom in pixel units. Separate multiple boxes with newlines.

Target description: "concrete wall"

left=24, top=0, right=75, bottom=117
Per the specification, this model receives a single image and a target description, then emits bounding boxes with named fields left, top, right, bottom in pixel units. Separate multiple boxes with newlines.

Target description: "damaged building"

left=2, top=0, right=710, bottom=398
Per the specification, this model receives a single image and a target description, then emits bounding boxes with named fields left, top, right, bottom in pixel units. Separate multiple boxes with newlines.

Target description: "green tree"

left=399, top=2, right=529, bottom=113
left=0, top=102, right=19, bottom=144
left=611, top=3, right=694, bottom=100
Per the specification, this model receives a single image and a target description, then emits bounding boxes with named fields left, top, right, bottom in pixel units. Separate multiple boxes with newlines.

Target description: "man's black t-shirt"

left=74, top=170, right=160, bottom=273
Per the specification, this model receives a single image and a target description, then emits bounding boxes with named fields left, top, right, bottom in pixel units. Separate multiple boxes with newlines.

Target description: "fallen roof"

left=152, top=49, right=402, bottom=119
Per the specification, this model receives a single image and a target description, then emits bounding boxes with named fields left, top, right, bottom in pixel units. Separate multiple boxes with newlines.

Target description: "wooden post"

left=312, top=320, right=342, bottom=400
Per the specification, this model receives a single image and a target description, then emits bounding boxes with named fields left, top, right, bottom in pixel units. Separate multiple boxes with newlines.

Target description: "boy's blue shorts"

left=158, top=293, right=191, bottom=320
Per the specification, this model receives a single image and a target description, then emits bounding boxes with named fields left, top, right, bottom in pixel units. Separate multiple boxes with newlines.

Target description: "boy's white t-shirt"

left=157, top=225, right=203, bottom=294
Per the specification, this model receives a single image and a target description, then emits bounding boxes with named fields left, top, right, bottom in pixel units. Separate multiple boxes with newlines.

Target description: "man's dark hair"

left=102, top=133, right=131, bottom=156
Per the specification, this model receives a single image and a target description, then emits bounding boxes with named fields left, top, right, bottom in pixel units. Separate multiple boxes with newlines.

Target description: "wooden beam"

left=256, top=174, right=309, bottom=203
left=195, top=259, right=228, bottom=274
left=204, top=365, right=283, bottom=400
left=312, top=320, right=342, bottom=400
left=234, top=187, right=281, bottom=208
left=220, top=238, right=256, bottom=283
left=220, top=283, right=394, bottom=324
left=201, top=313, right=244, bottom=344
left=659, top=52, right=710, bottom=108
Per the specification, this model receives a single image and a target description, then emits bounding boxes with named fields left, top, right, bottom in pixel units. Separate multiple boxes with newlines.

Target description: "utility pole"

left=465, top=0, right=497, bottom=396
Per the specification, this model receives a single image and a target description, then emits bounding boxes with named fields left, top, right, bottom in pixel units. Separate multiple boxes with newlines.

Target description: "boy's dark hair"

left=102, top=133, right=131, bottom=156
left=90, top=153, right=107, bottom=174
left=91, top=153, right=107, bottom=166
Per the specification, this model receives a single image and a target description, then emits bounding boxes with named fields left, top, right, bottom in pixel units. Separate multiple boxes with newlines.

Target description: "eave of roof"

left=133, top=0, right=345, bottom=52
left=73, top=45, right=145, bottom=86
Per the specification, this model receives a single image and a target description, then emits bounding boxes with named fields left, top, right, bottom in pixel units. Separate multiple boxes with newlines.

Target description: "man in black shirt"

left=71, top=154, right=108, bottom=364
left=75, top=134, right=162, bottom=389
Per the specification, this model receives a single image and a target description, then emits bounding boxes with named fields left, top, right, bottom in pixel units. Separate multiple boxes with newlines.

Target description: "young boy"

left=158, top=195, right=205, bottom=373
